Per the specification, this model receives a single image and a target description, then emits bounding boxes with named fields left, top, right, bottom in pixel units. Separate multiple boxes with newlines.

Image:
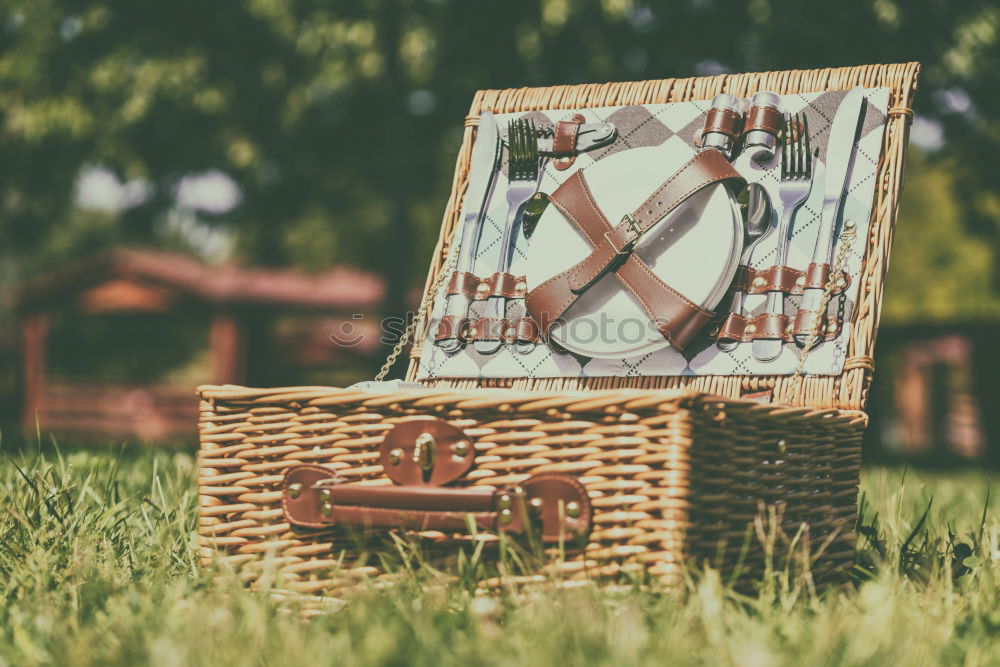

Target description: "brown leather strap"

left=704, top=108, right=743, bottom=139
left=552, top=114, right=584, bottom=156
left=744, top=105, right=783, bottom=135
left=446, top=272, right=530, bottom=301
left=712, top=311, right=841, bottom=344
left=717, top=312, right=747, bottom=345
left=526, top=150, right=745, bottom=351
left=320, top=505, right=498, bottom=534
left=445, top=316, right=541, bottom=344
left=467, top=317, right=503, bottom=342
left=751, top=312, right=789, bottom=340
left=553, top=113, right=585, bottom=171
left=434, top=315, right=470, bottom=342
left=282, top=466, right=591, bottom=544
left=752, top=311, right=839, bottom=343
left=732, top=265, right=753, bottom=292
left=327, top=485, right=495, bottom=512
left=803, top=262, right=850, bottom=292
left=513, top=316, right=539, bottom=343
left=805, top=263, right=830, bottom=290
left=447, top=271, right=483, bottom=299
left=483, top=272, right=528, bottom=300
left=741, top=265, right=850, bottom=295
left=792, top=309, right=842, bottom=341
left=753, top=265, right=804, bottom=294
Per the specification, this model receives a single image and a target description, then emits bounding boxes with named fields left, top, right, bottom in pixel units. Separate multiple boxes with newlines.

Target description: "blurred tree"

left=1, top=0, right=999, bottom=367
left=885, top=150, right=1000, bottom=323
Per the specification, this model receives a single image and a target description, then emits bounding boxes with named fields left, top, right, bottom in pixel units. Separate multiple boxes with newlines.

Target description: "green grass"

left=2, top=445, right=999, bottom=666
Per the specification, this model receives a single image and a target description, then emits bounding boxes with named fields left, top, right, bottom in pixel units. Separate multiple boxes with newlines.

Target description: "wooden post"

left=21, top=314, right=48, bottom=431
left=210, top=311, right=244, bottom=384
left=972, top=324, right=1000, bottom=469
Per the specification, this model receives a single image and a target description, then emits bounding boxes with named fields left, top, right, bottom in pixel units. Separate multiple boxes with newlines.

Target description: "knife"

left=794, top=87, right=866, bottom=348
left=434, top=111, right=501, bottom=353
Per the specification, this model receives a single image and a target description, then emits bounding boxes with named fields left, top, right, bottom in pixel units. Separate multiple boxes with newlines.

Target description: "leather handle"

left=327, top=484, right=496, bottom=513
left=282, top=465, right=592, bottom=544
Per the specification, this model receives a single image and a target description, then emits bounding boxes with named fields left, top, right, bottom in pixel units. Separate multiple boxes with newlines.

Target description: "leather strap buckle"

left=603, top=214, right=643, bottom=256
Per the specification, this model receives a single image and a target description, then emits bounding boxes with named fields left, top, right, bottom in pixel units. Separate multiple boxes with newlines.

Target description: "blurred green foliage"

left=2, top=0, right=1000, bottom=325
left=887, top=150, right=1000, bottom=323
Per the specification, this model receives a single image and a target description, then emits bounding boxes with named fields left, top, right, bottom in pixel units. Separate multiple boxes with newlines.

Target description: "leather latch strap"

left=552, top=113, right=586, bottom=171
left=378, top=417, right=474, bottom=486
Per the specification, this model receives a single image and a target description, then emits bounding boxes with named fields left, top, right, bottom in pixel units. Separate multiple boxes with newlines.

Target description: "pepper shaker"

left=742, top=91, right=784, bottom=161
left=699, top=93, right=744, bottom=159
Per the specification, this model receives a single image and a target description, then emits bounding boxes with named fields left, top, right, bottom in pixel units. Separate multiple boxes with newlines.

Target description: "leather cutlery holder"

left=434, top=316, right=539, bottom=345
left=714, top=311, right=842, bottom=345
left=711, top=262, right=850, bottom=345
left=734, top=263, right=851, bottom=296
left=446, top=271, right=529, bottom=301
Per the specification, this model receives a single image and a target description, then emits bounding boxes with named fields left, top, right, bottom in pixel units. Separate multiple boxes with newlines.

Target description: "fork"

left=751, top=113, right=814, bottom=362
left=474, top=119, right=541, bottom=355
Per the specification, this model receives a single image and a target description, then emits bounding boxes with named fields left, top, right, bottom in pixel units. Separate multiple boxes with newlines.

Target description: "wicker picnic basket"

left=197, top=62, right=920, bottom=597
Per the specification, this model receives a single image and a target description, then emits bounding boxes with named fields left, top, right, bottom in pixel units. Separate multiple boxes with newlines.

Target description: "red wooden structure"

left=16, top=249, right=384, bottom=442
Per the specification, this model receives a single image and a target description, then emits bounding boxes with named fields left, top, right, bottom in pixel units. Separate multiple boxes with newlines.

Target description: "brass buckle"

left=603, top=214, right=643, bottom=256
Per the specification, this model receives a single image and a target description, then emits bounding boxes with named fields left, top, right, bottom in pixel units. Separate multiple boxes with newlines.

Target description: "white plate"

left=526, top=143, right=742, bottom=359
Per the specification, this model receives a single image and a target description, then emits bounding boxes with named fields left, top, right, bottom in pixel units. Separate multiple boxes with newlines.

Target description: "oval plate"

left=525, top=143, right=742, bottom=359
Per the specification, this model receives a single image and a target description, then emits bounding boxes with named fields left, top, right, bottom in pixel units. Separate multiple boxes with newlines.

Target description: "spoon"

left=716, top=183, right=773, bottom=352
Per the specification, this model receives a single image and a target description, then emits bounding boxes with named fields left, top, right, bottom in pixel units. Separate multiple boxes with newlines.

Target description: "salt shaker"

left=699, top=93, right=744, bottom=159
left=742, top=91, right=783, bottom=160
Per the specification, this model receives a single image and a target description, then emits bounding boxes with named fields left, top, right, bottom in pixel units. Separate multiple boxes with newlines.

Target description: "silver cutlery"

left=474, top=119, right=541, bottom=355
left=717, top=183, right=773, bottom=352
left=794, top=87, right=867, bottom=349
left=752, top=113, right=815, bottom=363
left=435, top=111, right=501, bottom=353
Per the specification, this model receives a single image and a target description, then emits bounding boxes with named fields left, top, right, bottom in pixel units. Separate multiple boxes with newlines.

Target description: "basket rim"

left=195, top=383, right=868, bottom=422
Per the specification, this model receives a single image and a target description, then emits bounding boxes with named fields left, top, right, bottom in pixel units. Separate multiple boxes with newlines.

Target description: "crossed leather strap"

left=525, top=150, right=746, bottom=351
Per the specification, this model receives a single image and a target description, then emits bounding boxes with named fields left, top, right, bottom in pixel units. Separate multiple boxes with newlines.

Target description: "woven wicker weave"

left=197, top=63, right=919, bottom=596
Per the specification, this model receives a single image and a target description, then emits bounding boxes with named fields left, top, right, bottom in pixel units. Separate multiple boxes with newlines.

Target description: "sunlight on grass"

left=2, top=445, right=999, bottom=666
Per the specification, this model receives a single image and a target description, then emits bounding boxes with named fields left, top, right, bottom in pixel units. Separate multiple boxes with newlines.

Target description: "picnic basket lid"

left=406, top=62, right=920, bottom=411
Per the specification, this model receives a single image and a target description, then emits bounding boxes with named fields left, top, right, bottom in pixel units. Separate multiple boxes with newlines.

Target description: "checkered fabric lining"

left=417, top=88, right=890, bottom=381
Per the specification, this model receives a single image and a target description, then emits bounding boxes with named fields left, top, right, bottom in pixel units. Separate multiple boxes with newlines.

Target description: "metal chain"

left=782, top=221, right=857, bottom=403
left=374, top=248, right=461, bottom=382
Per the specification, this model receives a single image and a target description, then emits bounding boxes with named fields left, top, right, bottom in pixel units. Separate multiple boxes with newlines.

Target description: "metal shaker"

left=699, top=93, right=744, bottom=159
left=742, top=91, right=783, bottom=160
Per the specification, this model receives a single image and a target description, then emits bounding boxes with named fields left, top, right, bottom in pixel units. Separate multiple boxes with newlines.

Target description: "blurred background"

left=1, top=0, right=998, bottom=464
